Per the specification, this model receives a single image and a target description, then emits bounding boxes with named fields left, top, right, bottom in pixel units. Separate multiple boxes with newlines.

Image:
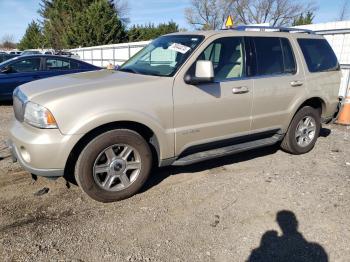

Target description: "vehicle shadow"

left=64, top=127, right=331, bottom=189
left=142, top=144, right=280, bottom=192
left=142, top=127, right=331, bottom=192
left=319, top=127, right=331, bottom=137
left=0, top=101, right=13, bottom=106
left=247, top=210, right=328, bottom=262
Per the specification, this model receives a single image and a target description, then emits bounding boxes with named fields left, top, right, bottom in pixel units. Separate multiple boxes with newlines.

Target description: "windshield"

left=120, top=35, right=204, bottom=77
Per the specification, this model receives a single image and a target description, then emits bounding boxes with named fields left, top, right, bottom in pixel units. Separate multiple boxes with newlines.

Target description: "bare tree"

left=232, top=0, right=317, bottom=26
left=0, top=34, right=16, bottom=50
left=112, top=0, right=130, bottom=24
left=336, top=0, right=349, bottom=21
left=185, top=0, right=317, bottom=29
left=185, top=0, right=236, bottom=30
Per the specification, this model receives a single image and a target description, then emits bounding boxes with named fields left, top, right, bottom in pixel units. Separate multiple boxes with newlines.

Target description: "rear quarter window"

left=297, top=38, right=339, bottom=73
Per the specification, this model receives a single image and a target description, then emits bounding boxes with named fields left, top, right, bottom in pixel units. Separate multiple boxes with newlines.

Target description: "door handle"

left=290, top=80, right=303, bottom=87
left=232, top=86, right=249, bottom=94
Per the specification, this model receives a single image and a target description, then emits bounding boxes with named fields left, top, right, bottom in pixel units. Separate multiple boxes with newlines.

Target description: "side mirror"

left=184, top=60, right=214, bottom=85
left=0, top=66, right=12, bottom=74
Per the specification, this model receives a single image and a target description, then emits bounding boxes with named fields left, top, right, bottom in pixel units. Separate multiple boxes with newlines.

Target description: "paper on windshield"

left=168, top=43, right=191, bottom=54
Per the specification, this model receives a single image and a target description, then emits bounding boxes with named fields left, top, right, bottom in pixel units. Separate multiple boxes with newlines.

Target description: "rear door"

left=249, top=36, right=306, bottom=133
left=0, top=57, right=42, bottom=99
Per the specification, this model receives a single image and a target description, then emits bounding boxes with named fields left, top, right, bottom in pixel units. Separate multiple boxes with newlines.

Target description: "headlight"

left=24, top=102, right=58, bottom=129
left=13, top=87, right=28, bottom=103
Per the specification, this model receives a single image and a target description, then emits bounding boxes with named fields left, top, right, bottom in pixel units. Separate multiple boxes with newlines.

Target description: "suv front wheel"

left=75, top=129, right=152, bottom=203
left=281, top=106, right=321, bottom=154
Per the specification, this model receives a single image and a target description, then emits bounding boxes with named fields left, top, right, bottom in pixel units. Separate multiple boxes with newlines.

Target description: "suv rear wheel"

left=75, top=129, right=152, bottom=203
left=281, top=106, right=321, bottom=154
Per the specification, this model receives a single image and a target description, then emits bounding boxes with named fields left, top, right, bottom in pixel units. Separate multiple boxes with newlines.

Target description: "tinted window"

left=197, top=37, right=245, bottom=81
left=46, top=58, right=79, bottom=70
left=11, top=58, right=41, bottom=72
left=254, top=37, right=284, bottom=75
left=298, top=38, right=339, bottom=73
left=70, top=61, right=79, bottom=69
left=281, top=38, right=296, bottom=74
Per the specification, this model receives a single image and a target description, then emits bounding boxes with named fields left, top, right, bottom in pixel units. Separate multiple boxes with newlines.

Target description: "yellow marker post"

left=225, top=15, right=234, bottom=29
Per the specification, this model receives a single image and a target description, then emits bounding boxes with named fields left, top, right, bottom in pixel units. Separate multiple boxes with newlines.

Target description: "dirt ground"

left=0, top=103, right=349, bottom=262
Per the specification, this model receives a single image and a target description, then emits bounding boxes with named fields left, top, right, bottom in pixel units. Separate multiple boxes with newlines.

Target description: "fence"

left=70, top=41, right=150, bottom=67
left=318, top=30, right=350, bottom=98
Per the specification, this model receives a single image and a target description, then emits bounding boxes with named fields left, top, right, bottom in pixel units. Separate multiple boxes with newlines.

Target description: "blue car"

left=0, top=55, right=100, bottom=101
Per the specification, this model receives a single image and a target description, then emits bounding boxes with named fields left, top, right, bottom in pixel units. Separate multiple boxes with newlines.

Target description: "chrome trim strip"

left=215, top=72, right=297, bottom=83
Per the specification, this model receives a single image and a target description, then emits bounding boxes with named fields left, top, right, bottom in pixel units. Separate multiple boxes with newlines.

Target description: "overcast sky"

left=0, top=0, right=347, bottom=42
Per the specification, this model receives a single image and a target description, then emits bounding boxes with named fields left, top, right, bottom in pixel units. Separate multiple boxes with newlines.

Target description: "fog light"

left=20, top=146, right=31, bottom=163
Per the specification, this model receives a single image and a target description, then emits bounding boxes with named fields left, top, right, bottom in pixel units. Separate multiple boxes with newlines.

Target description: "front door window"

left=197, top=37, right=245, bottom=81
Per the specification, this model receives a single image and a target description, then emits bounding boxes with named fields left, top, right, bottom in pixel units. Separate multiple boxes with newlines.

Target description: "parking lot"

left=0, top=103, right=350, bottom=261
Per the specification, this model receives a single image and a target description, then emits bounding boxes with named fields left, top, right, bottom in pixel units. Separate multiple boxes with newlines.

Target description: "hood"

left=20, top=70, right=165, bottom=101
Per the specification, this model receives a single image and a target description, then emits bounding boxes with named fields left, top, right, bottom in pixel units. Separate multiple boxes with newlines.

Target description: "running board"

left=172, top=134, right=282, bottom=166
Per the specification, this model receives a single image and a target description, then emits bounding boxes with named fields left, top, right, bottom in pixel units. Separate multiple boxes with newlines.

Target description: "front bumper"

left=8, top=120, right=82, bottom=177
left=7, top=139, right=64, bottom=177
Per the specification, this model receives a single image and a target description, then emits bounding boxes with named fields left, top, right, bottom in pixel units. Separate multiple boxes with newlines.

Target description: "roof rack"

left=224, top=25, right=315, bottom=34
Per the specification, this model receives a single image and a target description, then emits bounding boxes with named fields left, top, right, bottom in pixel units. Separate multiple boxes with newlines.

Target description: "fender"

left=62, top=109, right=175, bottom=161
left=285, top=95, right=328, bottom=128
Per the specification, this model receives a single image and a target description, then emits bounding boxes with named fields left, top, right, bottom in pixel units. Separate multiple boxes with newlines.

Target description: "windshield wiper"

left=119, top=67, right=137, bottom=74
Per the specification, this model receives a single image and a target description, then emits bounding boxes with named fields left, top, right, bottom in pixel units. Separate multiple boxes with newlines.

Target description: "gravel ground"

left=0, top=103, right=349, bottom=262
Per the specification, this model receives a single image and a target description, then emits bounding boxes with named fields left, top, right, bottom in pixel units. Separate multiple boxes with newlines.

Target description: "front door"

left=0, top=57, right=42, bottom=99
left=173, top=37, right=253, bottom=155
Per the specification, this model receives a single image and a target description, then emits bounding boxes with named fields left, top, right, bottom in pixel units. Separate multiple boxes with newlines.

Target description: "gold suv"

left=8, top=27, right=341, bottom=202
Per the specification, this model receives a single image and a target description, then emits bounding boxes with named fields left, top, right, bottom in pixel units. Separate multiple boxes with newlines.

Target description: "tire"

left=75, top=129, right=152, bottom=203
left=281, top=106, right=321, bottom=155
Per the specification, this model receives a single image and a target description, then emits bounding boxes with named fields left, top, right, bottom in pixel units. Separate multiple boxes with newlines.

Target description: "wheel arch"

left=282, top=96, right=325, bottom=134
left=64, top=121, right=162, bottom=183
left=295, top=97, right=326, bottom=116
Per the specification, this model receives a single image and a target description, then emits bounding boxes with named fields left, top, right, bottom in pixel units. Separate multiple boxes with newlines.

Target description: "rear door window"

left=249, top=37, right=297, bottom=76
left=281, top=38, right=296, bottom=74
left=253, top=37, right=284, bottom=76
left=46, top=58, right=79, bottom=71
left=297, top=38, right=339, bottom=73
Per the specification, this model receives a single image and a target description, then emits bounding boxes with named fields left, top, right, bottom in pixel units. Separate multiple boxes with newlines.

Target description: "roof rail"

left=224, top=25, right=315, bottom=34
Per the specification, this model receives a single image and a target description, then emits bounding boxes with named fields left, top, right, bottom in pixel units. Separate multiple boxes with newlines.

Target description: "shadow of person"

left=248, top=210, right=328, bottom=262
